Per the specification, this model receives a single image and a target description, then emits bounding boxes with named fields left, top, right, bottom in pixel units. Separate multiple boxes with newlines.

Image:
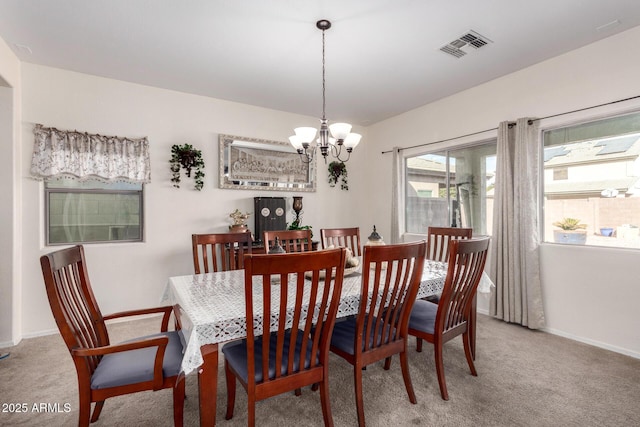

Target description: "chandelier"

left=289, top=20, right=362, bottom=163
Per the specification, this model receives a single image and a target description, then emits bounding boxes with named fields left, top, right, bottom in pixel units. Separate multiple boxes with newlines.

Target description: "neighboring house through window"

left=542, top=111, right=640, bottom=249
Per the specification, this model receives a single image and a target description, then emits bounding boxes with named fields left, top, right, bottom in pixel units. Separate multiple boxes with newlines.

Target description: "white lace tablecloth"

left=162, top=260, right=492, bottom=374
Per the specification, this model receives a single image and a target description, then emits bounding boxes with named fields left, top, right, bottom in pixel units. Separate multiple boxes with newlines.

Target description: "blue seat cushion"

left=425, top=293, right=441, bottom=304
left=408, top=300, right=438, bottom=334
left=91, top=330, right=184, bottom=390
left=222, top=330, right=318, bottom=383
left=330, top=317, right=395, bottom=355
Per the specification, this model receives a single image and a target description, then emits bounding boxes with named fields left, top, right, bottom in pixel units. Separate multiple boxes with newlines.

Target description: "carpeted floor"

left=1, top=314, right=639, bottom=426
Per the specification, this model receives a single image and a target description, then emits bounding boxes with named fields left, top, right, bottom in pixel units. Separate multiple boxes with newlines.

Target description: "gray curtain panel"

left=489, top=118, right=545, bottom=329
left=391, top=147, right=403, bottom=244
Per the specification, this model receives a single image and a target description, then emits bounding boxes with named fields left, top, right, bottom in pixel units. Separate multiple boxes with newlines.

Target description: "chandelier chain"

left=322, top=28, right=326, bottom=120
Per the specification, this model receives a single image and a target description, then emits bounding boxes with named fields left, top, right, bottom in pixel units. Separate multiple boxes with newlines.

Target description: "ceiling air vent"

left=439, top=30, right=492, bottom=58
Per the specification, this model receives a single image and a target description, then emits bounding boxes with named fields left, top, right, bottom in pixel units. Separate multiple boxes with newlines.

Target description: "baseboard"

left=0, top=339, right=20, bottom=349
left=542, top=326, right=640, bottom=360
left=476, top=308, right=640, bottom=360
left=2, top=313, right=164, bottom=348
left=0, top=332, right=52, bottom=349
left=21, top=328, right=58, bottom=340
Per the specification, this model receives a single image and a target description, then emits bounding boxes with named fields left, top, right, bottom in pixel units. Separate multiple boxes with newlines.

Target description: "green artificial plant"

left=552, top=218, right=587, bottom=231
left=328, top=161, right=348, bottom=190
left=287, top=220, right=313, bottom=238
left=170, top=144, right=205, bottom=191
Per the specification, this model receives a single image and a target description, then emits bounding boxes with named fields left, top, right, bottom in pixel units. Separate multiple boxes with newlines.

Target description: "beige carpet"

left=1, top=314, right=639, bottom=426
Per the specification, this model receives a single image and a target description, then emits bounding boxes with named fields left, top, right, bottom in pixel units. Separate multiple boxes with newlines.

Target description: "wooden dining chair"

left=408, top=237, right=490, bottom=400
left=329, top=240, right=427, bottom=427
left=426, top=226, right=473, bottom=262
left=263, top=229, right=312, bottom=253
left=320, top=227, right=362, bottom=256
left=421, top=226, right=475, bottom=353
left=40, top=245, right=186, bottom=427
left=222, top=248, right=347, bottom=427
left=423, top=226, right=473, bottom=301
left=192, top=231, right=253, bottom=273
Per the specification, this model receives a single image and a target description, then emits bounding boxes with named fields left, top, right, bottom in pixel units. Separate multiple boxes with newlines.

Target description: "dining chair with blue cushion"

left=420, top=226, right=474, bottom=353
left=40, top=245, right=186, bottom=427
left=329, top=240, right=427, bottom=427
left=222, top=248, right=347, bottom=427
left=408, top=236, right=490, bottom=400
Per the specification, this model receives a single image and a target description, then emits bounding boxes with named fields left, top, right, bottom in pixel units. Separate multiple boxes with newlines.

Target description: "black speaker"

left=254, top=197, right=286, bottom=243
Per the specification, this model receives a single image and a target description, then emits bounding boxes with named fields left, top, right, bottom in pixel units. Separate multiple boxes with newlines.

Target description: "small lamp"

left=268, top=237, right=286, bottom=284
left=366, top=225, right=385, bottom=246
left=269, top=236, right=286, bottom=254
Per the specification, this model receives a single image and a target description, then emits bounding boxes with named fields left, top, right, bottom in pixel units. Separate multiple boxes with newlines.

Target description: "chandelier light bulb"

left=289, top=135, right=304, bottom=150
left=344, top=133, right=362, bottom=149
left=329, top=123, right=352, bottom=142
left=294, top=127, right=317, bottom=144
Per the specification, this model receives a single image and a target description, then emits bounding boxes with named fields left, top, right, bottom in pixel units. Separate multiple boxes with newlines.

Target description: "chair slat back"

left=243, top=248, right=347, bottom=389
left=40, top=245, right=108, bottom=375
left=437, top=237, right=490, bottom=333
left=426, top=226, right=473, bottom=262
left=263, top=229, right=312, bottom=253
left=320, top=227, right=362, bottom=256
left=358, top=241, right=427, bottom=353
left=192, top=232, right=253, bottom=273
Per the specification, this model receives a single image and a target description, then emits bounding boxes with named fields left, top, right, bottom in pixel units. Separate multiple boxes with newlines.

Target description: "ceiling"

left=1, top=0, right=640, bottom=126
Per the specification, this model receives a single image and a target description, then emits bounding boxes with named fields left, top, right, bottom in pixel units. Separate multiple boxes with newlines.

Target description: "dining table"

left=161, top=259, right=493, bottom=426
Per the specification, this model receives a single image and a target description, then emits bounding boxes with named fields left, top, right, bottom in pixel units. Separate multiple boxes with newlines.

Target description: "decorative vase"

left=292, top=196, right=303, bottom=224
left=553, top=230, right=587, bottom=245
left=229, top=224, right=248, bottom=233
left=600, top=227, right=614, bottom=237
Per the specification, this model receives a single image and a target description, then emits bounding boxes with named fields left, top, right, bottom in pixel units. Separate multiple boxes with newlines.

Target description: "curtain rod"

left=381, top=127, right=502, bottom=154
left=381, top=93, right=640, bottom=155
left=527, top=94, right=640, bottom=125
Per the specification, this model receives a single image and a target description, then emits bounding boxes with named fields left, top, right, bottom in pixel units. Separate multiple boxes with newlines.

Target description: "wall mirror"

left=219, top=134, right=316, bottom=192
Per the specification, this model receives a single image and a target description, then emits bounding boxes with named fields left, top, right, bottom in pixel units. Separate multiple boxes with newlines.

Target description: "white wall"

left=9, top=25, right=640, bottom=358
left=365, top=26, right=640, bottom=357
left=0, top=36, right=21, bottom=346
left=19, top=64, right=367, bottom=337
left=0, top=86, right=13, bottom=343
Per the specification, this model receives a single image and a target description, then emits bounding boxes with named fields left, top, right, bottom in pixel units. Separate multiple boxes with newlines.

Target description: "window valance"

left=30, top=124, right=151, bottom=183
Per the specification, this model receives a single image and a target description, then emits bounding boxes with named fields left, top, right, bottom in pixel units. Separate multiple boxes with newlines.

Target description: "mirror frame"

left=218, top=134, right=316, bottom=192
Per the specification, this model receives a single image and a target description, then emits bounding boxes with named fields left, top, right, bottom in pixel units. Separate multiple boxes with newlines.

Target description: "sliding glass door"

left=405, top=141, right=496, bottom=236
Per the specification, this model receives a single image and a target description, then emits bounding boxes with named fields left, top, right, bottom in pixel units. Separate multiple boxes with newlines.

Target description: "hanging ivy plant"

left=328, top=161, right=348, bottom=190
left=170, top=144, right=205, bottom=191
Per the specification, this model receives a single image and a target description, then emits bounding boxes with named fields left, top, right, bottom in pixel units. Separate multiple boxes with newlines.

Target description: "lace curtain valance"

left=30, top=124, right=151, bottom=183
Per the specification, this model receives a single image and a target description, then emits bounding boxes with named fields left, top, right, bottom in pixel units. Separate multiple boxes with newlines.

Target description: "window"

left=45, top=179, right=143, bottom=245
left=405, top=140, right=496, bottom=236
left=31, top=124, right=150, bottom=245
left=542, top=111, right=640, bottom=249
